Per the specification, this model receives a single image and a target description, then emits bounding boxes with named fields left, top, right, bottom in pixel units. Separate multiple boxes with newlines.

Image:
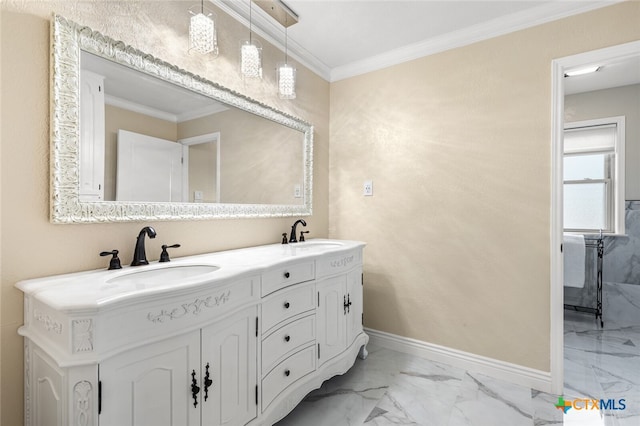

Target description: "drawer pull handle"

left=284, top=369, right=291, bottom=377
left=284, top=272, right=290, bottom=279
left=284, top=301, right=290, bottom=309
left=284, top=335, right=291, bottom=342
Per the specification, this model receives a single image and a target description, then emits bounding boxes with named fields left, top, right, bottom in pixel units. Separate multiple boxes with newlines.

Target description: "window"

left=563, top=117, right=625, bottom=234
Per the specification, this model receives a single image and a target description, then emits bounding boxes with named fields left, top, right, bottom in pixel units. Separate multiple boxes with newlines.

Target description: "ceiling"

left=216, top=0, right=628, bottom=82
left=82, top=52, right=229, bottom=122
left=83, top=0, right=639, bottom=117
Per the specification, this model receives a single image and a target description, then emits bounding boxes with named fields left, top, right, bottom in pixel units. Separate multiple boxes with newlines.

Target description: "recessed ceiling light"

left=564, top=66, right=601, bottom=77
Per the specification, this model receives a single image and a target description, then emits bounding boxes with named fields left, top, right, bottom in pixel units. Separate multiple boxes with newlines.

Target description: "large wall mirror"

left=50, top=15, right=313, bottom=223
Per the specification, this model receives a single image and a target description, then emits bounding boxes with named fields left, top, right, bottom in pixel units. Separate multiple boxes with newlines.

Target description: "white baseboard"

left=365, top=328, right=552, bottom=393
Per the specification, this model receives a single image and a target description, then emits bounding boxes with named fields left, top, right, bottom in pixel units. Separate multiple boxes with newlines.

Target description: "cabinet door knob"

left=284, top=301, right=290, bottom=309
left=284, top=272, right=290, bottom=279
left=284, top=369, right=290, bottom=377
left=284, top=335, right=291, bottom=342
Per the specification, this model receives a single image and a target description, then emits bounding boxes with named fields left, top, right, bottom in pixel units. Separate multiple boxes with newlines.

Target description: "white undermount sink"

left=106, top=264, right=220, bottom=287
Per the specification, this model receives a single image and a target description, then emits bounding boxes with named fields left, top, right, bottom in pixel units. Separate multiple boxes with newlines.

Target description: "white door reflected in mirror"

left=116, top=130, right=183, bottom=202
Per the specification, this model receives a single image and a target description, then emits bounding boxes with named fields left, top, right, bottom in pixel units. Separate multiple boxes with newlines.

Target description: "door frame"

left=178, top=132, right=221, bottom=203
left=550, top=40, right=640, bottom=395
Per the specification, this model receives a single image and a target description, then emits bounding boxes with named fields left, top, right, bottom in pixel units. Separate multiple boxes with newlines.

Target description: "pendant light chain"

left=284, top=19, right=288, bottom=65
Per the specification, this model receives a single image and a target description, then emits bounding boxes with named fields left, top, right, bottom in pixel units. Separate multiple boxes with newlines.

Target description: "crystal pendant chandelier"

left=188, top=0, right=218, bottom=57
left=240, top=0, right=262, bottom=79
left=277, top=23, right=296, bottom=99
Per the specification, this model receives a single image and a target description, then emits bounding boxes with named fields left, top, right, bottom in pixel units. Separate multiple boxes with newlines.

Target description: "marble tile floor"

left=276, top=314, right=640, bottom=426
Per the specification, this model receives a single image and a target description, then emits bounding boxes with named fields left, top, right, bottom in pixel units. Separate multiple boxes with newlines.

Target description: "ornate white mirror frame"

left=50, top=14, right=313, bottom=224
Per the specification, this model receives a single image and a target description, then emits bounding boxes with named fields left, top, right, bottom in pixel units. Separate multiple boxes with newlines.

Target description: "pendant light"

left=240, top=0, right=262, bottom=79
left=188, top=0, right=218, bottom=57
left=277, top=19, right=296, bottom=99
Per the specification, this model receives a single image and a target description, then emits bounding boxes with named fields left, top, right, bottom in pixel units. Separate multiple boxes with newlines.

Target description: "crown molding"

left=213, top=1, right=623, bottom=83
left=105, top=95, right=179, bottom=122
left=213, top=0, right=332, bottom=80
left=105, top=96, right=229, bottom=123
left=177, top=103, right=230, bottom=123
left=330, top=1, right=624, bottom=81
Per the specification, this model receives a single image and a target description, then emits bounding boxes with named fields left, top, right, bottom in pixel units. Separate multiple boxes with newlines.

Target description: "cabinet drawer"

left=262, top=282, right=315, bottom=333
left=262, top=260, right=315, bottom=296
left=316, top=248, right=362, bottom=278
left=262, top=314, right=315, bottom=374
left=261, top=345, right=316, bottom=411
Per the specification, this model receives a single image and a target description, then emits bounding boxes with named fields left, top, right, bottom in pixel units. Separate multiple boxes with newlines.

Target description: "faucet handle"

left=282, top=233, right=288, bottom=244
left=299, top=231, right=309, bottom=242
left=159, top=244, right=180, bottom=262
left=100, top=250, right=122, bottom=270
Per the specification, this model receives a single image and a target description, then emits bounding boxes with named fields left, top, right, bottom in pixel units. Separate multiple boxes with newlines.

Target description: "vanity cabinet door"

left=317, top=275, right=347, bottom=365
left=346, top=268, right=364, bottom=347
left=317, top=269, right=364, bottom=366
left=99, top=331, right=201, bottom=426
left=201, top=306, right=258, bottom=426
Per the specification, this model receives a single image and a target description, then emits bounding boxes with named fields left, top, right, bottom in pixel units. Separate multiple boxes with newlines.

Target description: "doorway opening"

left=550, top=40, right=640, bottom=395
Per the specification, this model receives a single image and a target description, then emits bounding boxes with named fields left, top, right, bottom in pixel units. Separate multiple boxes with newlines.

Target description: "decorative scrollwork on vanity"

left=73, top=381, right=93, bottom=426
left=147, top=290, right=232, bottom=323
left=330, top=255, right=355, bottom=268
left=72, top=319, right=94, bottom=353
left=24, top=340, right=31, bottom=426
left=34, top=310, right=63, bottom=334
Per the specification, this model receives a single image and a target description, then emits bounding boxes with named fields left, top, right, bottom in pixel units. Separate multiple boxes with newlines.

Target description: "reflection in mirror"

left=180, top=133, right=220, bottom=203
left=81, top=51, right=304, bottom=205
left=51, top=15, right=313, bottom=223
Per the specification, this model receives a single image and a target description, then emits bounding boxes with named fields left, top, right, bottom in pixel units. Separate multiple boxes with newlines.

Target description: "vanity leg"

left=358, top=344, right=368, bottom=360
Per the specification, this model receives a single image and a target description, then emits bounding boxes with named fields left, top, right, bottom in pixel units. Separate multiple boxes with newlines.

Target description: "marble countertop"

left=16, top=239, right=365, bottom=311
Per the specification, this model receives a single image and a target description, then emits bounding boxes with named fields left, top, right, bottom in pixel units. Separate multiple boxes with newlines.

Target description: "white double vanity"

left=17, top=240, right=367, bottom=426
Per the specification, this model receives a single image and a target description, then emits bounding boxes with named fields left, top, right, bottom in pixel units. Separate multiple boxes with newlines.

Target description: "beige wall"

left=565, top=84, right=640, bottom=199
left=179, top=108, right=304, bottom=205
left=188, top=142, right=218, bottom=203
left=329, top=1, right=639, bottom=372
left=1, top=1, right=639, bottom=424
left=0, top=1, right=329, bottom=424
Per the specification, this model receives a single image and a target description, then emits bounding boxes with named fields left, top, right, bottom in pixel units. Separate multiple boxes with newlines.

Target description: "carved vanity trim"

left=146, top=290, right=232, bottom=323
